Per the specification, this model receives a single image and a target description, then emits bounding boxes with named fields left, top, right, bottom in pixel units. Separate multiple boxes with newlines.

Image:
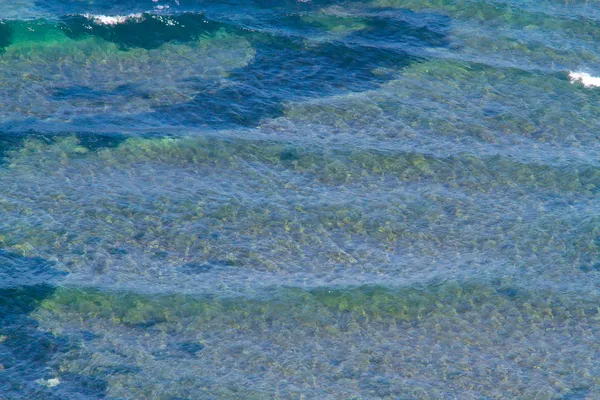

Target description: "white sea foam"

left=569, top=71, right=600, bottom=88
left=83, top=13, right=143, bottom=26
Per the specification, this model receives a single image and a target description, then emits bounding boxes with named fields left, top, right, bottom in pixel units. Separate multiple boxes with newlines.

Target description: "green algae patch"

left=281, top=58, right=600, bottom=146
left=38, top=282, right=598, bottom=329
left=32, top=282, right=600, bottom=399
left=0, top=135, right=599, bottom=285
left=49, top=135, right=600, bottom=194
left=0, top=21, right=255, bottom=119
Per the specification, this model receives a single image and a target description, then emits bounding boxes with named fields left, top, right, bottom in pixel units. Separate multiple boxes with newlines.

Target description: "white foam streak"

left=569, top=71, right=600, bottom=88
left=83, top=13, right=143, bottom=26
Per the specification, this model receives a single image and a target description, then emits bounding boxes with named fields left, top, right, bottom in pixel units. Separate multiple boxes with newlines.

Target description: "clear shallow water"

left=1, top=0, right=599, bottom=398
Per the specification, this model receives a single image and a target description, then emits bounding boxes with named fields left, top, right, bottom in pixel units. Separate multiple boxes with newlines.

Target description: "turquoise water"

left=1, top=1, right=600, bottom=398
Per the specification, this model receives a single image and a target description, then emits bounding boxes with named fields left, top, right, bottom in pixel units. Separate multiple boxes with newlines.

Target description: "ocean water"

left=0, top=0, right=599, bottom=398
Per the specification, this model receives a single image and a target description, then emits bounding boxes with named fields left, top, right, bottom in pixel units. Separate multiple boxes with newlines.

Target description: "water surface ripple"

left=1, top=0, right=599, bottom=398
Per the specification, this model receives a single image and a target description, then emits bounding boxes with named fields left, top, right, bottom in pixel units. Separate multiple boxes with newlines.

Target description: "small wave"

left=569, top=71, right=600, bottom=88
left=82, top=13, right=144, bottom=26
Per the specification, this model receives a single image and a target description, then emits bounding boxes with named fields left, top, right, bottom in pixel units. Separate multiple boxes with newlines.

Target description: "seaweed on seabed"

left=0, top=251, right=107, bottom=398
left=0, top=22, right=256, bottom=123
left=33, top=282, right=600, bottom=398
